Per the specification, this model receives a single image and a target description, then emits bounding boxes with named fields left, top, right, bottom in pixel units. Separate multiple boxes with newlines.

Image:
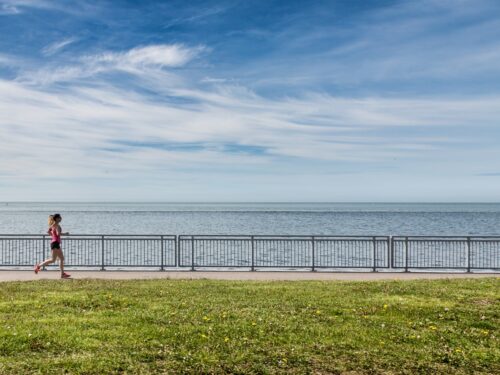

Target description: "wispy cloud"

left=2, top=59, right=500, bottom=184
left=88, top=44, right=205, bottom=69
left=41, top=37, right=78, bottom=56
left=0, top=0, right=60, bottom=15
left=162, top=4, right=234, bottom=29
left=0, top=53, right=16, bottom=65
left=0, top=0, right=100, bottom=16
left=18, top=44, right=205, bottom=84
left=227, top=0, right=500, bottom=93
left=0, top=3, right=19, bottom=14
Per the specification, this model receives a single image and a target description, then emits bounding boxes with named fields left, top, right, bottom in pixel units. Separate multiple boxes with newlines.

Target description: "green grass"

left=0, top=278, right=498, bottom=374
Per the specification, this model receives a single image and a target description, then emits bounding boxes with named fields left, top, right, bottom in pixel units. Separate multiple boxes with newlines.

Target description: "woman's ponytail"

left=48, top=215, right=55, bottom=227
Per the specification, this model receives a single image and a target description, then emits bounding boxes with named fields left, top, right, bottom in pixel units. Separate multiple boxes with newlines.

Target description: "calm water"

left=1, top=202, right=500, bottom=235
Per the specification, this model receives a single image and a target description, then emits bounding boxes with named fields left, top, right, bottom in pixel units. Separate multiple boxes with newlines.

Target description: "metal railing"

left=0, top=234, right=499, bottom=272
left=391, top=236, right=500, bottom=272
left=0, top=235, right=176, bottom=270
left=178, top=235, right=390, bottom=271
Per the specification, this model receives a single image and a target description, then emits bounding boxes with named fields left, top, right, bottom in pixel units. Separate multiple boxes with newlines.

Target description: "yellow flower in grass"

left=203, top=316, right=210, bottom=322
left=429, top=325, right=437, bottom=330
left=315, top=310, right=321, bottom=315
left=383, top=304, right=388, bottom=309
left=224, top=337, right=230, bottom=342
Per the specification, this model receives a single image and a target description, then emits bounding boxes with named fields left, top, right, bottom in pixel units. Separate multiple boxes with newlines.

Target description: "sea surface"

left=1, top=202, right=500, bottom=235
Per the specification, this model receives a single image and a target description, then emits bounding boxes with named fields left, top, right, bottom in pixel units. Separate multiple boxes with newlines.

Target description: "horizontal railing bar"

left=393, top=239, right=470, bottom=243
left=313, top=239, right=387, bottom=242
left=179, top=235, right=391, bottom=238
left=2, top=234, right=499, bottom=238
left=100, top=239, right=175, bottom=241
left=392, top=267, right=470, bottom=269
left=0, top=233, right=500, bottom=241
left=312, top=266, right=392, bottom=269
left=392, top=236, right=500, bottom=239
left=0, top=234, right=177, bottom=237
left=393, top=239, right=471, bottom=242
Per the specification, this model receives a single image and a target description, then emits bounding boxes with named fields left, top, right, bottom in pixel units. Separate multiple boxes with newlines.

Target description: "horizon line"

left=1, top=201, right=500, bottom=204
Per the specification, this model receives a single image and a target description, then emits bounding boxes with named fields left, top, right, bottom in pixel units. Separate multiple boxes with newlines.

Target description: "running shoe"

left=34, top=264, right=41, bottom=274
left=61, top=272, right=71, bottom=279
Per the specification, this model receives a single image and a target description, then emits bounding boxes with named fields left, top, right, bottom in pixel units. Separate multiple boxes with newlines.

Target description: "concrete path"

left=0, top=270, right=498, bottom=282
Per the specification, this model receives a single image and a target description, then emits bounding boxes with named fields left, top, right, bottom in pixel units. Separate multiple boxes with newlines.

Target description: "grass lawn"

left=0, top=277, right=498, bottom=374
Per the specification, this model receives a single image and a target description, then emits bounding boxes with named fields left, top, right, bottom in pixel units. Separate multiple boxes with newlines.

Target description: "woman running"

left=34, top=213, right=71, bottom=279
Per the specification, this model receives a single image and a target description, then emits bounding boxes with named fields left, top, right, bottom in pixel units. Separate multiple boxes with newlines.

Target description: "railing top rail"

left=392, top=235, right=500, bottom=239
left=0, top=234, right=177, bottom=237
left=179, top=234, right=314, bottom=238
left=1, top=234, right=499, bottom=238
left=178, top=235, right=390, bottom=238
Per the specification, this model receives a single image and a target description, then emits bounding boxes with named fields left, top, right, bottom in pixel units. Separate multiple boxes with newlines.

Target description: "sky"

left=0, top=0, right=500, bottom=202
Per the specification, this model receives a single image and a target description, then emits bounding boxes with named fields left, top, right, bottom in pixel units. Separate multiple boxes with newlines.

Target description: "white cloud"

left=201, top=77, right=229, bottom=84
left=18, top=44, right=205, bottom=84
left=41, top=37, right=78, bottom=56
left=0, top=54, right=17, bottom=66
left=0, top=0, right=98, bottom=15
left=0, top=0, right=58, bottom=14
left=90, top=44, right=204, bottom=68
left=0, top=3, right=19, bottom=14
left=2, top=70, right=500, bottom=186
left=231, top=0, right=500, bottom=91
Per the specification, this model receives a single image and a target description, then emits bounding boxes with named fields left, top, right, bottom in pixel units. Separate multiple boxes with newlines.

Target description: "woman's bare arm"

left=56, top=225, right=70, bottom=236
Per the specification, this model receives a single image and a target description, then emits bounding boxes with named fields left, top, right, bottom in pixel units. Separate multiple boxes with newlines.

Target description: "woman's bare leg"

left=51, top=249, right=65, bottom=275
left=38, top=251, right=57, bottom=268
left=59, top=251, right=65, bottom=275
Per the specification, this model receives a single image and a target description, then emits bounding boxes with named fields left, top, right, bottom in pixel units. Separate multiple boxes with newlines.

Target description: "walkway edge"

left=0, top=270, right=498, bottom=282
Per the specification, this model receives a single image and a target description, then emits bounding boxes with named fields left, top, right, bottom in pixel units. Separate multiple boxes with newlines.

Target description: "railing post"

left=387, top=236, right=392, bottom=269
left=160, top=235, right=164, bottom=271
left=467, top=237, right=471, bottom=273
left=251, top=236, right=255, bottom=271
left=311, top=236, right=316, bottom=272
left=372, top=236, right=377, bottom=272
left=405, top=236, right=409, bottom=272
left=42, top=235, right=47, bottom=271
left=175, top=236, right=178, bottom=268
left=191, top=236, right=195, bottom=271
left=101, top=235, right=105, bottom=271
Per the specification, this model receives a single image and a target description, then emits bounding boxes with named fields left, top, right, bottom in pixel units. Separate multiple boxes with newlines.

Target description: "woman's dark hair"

left=53, top=213, right=61, bottom=221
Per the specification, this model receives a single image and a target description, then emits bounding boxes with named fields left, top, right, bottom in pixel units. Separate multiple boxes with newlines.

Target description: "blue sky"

left=0, top=0, right=499, bottom=202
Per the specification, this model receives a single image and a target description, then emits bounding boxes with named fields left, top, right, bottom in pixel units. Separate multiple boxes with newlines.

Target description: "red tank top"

left=49, top=227, right=61, bottom=243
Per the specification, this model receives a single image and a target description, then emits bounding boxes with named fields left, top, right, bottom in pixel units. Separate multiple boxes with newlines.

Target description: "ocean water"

left=1, top=202, right=500, bottom=236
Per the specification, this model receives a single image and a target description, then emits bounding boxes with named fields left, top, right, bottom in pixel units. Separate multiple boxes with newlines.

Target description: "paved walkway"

left=0, top=270, right=498, bottom=282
